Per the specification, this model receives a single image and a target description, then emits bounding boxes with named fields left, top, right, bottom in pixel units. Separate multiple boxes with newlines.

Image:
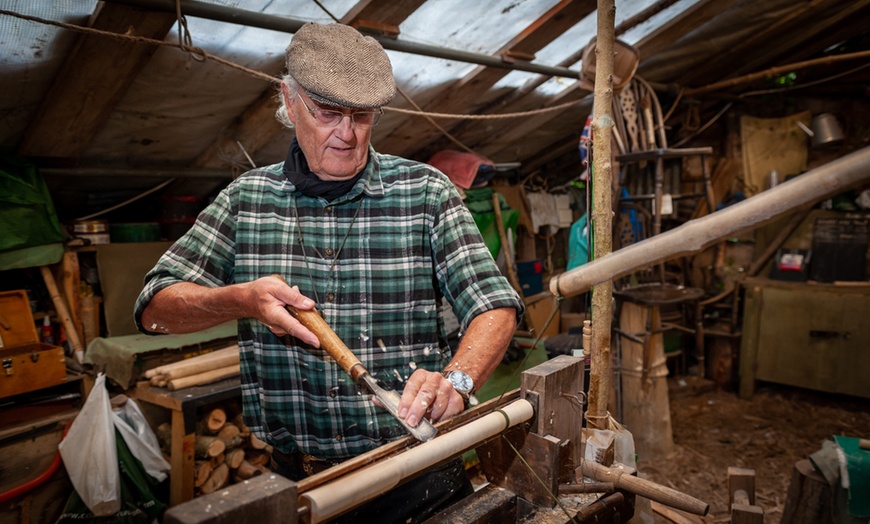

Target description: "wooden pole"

left=586, top=0, right=617, bottom=431
left=551, top=146, right=870, bottom=298
left=39, top=265, right=85, bottom=363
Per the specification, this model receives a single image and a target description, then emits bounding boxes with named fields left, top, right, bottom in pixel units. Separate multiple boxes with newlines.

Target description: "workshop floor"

left=639, top=378, right=870, bottom=523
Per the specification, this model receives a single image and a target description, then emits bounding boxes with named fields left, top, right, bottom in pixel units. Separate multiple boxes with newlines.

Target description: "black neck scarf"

left=282, top=139, right=363, bottom=201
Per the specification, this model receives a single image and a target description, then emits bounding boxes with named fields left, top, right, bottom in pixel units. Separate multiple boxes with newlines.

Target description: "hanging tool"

left=273, top=275, right=437, bottom=442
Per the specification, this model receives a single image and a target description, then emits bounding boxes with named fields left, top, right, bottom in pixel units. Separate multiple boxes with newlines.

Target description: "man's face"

left=283, top=85, right=372, bottom=181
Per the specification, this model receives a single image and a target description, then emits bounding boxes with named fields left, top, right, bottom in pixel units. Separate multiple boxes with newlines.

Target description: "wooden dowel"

left=167, top=364, right=241, bottom=391
left=145, top=345, right=239, bottom=378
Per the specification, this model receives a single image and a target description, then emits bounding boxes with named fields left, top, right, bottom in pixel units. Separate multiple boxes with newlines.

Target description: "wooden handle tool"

left=274, top=275, right=437, bottom=442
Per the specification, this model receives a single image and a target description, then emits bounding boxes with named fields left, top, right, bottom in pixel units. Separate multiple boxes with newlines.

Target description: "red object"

left=427, top=150, right=494, bottom=189
left=0, top=422, right=71, bottom=504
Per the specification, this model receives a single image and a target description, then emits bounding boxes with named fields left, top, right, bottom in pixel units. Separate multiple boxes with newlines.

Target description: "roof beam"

left=17, top=3, right=175, bottom=160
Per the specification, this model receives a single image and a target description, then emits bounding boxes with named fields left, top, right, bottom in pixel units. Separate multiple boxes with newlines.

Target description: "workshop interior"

left=1, top=1, right=869, bottom=523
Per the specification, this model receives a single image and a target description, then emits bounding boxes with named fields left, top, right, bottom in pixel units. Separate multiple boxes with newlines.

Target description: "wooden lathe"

left=161, top=355, right=707, bottom=524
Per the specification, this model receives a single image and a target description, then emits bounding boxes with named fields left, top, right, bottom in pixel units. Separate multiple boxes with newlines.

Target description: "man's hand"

left=397, top=369, right=465, bottom=427
left=141, top=276, right=320, bottom=347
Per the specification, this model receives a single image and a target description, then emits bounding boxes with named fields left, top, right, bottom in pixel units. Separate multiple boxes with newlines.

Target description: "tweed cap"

left=286, top=23, right=395, bottom=109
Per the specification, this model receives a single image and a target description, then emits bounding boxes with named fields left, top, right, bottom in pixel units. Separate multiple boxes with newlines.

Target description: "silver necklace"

left=292, top=193, right=364, bottom=309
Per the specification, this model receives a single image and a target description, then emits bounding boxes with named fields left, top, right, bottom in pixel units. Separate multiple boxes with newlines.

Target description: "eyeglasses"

left=297, top=93, right=383, bottom=128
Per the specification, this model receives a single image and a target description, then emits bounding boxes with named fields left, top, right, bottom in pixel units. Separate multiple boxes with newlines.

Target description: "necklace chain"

left=293, top=193, right=364, bottom=309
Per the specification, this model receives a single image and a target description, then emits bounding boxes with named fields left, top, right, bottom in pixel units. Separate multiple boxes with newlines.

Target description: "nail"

left=399, top=407, right=408, bottom=418
left=406, top=415, right=418, bottom=427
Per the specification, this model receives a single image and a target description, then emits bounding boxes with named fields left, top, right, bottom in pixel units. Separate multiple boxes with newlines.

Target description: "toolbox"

left=0, top=289, right=67, bottom=398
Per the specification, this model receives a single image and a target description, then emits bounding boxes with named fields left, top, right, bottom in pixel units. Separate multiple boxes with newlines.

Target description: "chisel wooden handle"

left=272, top=275, right=367, bottom=382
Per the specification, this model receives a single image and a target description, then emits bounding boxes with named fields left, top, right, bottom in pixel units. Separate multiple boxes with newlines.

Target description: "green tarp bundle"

left=0, top=154, right=66, bottom=269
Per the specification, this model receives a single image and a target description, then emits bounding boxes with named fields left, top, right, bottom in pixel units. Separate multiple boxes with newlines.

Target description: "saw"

left=275, top=276, right=437, bottom=442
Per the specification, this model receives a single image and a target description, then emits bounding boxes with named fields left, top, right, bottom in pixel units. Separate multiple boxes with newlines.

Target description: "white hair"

left=275, top=75, right=298, bottom=129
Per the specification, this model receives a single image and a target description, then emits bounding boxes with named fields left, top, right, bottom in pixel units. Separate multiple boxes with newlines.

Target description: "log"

left=233, top=414, right=251, bottom=437
left=211, top=453, right=225, bottom=468
left=578, top=460, right=709, bottom=516
left=168, top=363, right=241, bottom=391
left=155, top=422, right=172, bottom=450
left=199, top=463, right=230, bottom=495
left=781, top=459, right=832, bottom=524
left=249, top=433, right=269, bottom=450
left=194, top=460, right=212, bottom=488
left=198, top=408, right=227, bottom=435
left=195, top=435, right=226, bottom=459
left=235, top=460, right=263, bottom=480
left=145, top=345, right=239, bottom=379
left=246, top=450, right=271, bottom=467
left=216, top=422, right=241, bottom=442
left=220, top=435, right=245, bottom=450
left=225, top=448, right=246, bottom=469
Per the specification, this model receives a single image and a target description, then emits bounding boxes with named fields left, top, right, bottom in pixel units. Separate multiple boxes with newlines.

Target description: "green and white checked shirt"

left=135, top=146, right=523, bottom=459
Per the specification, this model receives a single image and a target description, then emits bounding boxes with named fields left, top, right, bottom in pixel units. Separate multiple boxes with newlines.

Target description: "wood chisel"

left=275, top=277, right=437, bottom=442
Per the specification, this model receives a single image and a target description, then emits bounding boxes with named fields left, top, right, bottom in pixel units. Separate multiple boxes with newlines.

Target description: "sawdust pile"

left=637, top=382, right=870, bottom=523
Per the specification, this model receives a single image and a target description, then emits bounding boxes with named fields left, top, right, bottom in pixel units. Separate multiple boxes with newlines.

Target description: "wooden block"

left=477, top=426, right=562, bottom=508
left=163, top=474, right=297, bottom=524
left=728, top=466, right=756, bottom=506
left=521, top=355, right=584, bottom=469
left=731, top=502, right=764, bottom=524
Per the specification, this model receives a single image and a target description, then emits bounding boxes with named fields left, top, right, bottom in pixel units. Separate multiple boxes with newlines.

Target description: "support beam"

left=17, top=3, right=176, bottom=160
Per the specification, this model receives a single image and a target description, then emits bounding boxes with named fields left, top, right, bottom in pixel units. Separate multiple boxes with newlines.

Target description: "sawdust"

left=638, top=380, right=870, bottom=523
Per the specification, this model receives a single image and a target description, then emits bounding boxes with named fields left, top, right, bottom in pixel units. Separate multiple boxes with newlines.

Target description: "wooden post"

left=618, top=301, right=673, bottom=459
left=587, top=0, right=617, bottom=432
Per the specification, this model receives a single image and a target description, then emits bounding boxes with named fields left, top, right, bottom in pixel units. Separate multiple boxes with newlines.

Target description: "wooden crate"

left=0, top=290, right=67, bottom=398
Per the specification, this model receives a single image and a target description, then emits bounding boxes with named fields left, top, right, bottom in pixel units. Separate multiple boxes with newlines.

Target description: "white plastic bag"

left=58, top=373, right=120, bottom=516
left=112, top=397, right=170, bottom=482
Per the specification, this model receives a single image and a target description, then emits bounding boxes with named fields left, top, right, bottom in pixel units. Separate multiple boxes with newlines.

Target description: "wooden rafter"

left=17, top=3, right=175, bottom=160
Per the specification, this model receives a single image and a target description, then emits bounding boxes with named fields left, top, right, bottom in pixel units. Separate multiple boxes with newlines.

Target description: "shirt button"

left=327, top=293, right=335, bottom=301
left=325, top=206, right=333, bottom=213
left=335, top=434, right=343, bottom=441
left=325, top=248, right=334, bottom=256
left=329, top=391, right=337, bottom=398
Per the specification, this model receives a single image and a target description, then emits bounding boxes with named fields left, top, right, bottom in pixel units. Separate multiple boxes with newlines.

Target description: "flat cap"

left=286, top=23, right=395, bottom=109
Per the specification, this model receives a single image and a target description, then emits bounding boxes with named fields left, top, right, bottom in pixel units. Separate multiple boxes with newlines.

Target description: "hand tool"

left=274, top=276, right=437, bottom=442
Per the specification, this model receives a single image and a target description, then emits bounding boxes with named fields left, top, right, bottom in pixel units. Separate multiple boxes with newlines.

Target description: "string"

left=292, top=193, right=364, bottom=309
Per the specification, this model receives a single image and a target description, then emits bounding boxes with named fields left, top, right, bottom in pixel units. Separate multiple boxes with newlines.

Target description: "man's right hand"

left=140, top=276, right=319, bottom=347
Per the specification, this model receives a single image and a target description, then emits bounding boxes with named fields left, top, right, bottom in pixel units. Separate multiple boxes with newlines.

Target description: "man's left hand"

left=396, top=369, right=465, bottom=428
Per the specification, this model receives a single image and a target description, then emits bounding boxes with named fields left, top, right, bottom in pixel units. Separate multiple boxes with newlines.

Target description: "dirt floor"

left=637, top=378, right=870, bottom=523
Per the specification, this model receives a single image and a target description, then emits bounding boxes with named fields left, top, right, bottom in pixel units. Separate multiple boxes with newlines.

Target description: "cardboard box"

left=0, top=290, right=66, bottom=398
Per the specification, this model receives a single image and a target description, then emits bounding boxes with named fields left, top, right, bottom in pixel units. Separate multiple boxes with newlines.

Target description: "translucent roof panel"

left=492, top=0, right=703, bottom=96
left=392, top=0, right=563, bottom=92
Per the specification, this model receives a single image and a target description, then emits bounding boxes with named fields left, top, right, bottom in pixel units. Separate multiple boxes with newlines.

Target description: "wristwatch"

left=443, top=370, right=477, bottom=405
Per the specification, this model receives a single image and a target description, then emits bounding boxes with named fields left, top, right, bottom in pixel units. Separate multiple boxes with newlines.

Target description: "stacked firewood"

left=156, top=405, right=273, bottom=496
left=145, top=345, right=240, bottom=391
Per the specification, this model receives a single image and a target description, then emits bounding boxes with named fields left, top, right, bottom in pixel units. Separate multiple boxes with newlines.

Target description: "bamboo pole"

left=550, top=146, right=870, bottom=298
left=586, top=0, right=617, bottom=431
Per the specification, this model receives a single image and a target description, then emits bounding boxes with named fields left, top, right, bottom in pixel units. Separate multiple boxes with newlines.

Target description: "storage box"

left=0, top=290, right=66, bottom=398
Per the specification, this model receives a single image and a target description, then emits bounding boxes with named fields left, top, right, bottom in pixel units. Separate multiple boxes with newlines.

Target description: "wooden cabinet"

left=740, top=278, right=870, bottom=399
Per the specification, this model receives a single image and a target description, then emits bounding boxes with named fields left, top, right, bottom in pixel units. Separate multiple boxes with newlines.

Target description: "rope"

left=2, top=8, right=587, bottom=125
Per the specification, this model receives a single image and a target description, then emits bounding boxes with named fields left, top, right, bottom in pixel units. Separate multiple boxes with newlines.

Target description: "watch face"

left=448, top=371, right=473, bottom=393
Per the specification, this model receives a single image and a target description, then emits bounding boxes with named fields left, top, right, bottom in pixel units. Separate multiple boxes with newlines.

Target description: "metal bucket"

left=73, top=219, right=110, bottom=245
left=811, top=113, right=844, bottom=147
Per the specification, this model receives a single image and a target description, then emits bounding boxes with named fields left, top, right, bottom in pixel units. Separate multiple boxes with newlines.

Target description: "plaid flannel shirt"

left=134, top=146, right=523, bottom=459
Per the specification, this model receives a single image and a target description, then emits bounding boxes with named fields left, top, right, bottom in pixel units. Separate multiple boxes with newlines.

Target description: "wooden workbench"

left=129, top=377, right=241, bottom=506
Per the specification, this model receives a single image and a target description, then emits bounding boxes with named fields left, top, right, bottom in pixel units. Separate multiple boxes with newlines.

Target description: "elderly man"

left=135, top=22, right=523, bottom=521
